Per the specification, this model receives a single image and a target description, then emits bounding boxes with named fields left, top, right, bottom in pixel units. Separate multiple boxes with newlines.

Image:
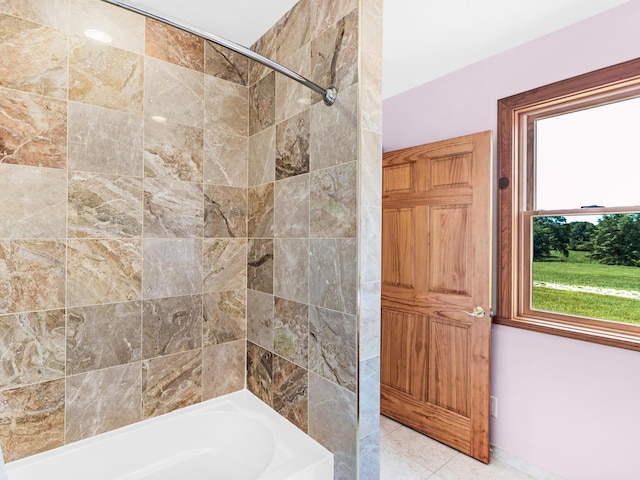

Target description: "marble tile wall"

left=0, top=0, right=248, bottom=462
left=245, top=0, right=383, bottom=479
left=0, top=1, right=382, bottom=479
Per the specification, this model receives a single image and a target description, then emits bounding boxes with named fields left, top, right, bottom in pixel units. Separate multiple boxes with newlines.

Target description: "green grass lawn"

left=532, top=250, right=640, bottom=324
left=532, top=287, right=640, bottom=325
left=533, top=250, right=640, bottom=291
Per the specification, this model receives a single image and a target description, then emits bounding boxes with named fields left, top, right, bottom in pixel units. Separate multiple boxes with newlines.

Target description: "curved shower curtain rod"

left=101, top=0, right=338, bottom=106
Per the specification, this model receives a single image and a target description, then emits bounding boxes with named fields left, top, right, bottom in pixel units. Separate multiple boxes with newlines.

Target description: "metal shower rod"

left=101, top=0, right=338, bottom=106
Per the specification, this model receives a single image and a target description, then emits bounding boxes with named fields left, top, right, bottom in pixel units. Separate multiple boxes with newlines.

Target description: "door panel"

left=380, top=131, right=492, bottom=463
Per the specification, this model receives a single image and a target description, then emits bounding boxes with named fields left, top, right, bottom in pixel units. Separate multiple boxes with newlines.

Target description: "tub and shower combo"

left=4, top=390, right=333, bottom=480
left=2, top=1, right=338, bottom=478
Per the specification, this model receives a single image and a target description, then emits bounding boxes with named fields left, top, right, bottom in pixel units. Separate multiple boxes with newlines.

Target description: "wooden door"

left=380, top=131, right=493, bottom=463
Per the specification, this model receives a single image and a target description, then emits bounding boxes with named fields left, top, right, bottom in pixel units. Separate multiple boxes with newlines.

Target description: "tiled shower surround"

left=0, top=0, right=382, bottom=478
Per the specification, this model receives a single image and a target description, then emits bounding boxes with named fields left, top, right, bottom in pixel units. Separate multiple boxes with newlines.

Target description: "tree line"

left=533, top=214, right=640, bottom=267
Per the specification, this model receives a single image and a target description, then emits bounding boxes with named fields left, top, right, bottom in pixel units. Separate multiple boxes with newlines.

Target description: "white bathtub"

left=5, top=389, right=333, bottom=480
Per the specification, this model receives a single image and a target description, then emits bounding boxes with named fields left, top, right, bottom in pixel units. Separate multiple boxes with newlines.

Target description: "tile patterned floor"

left=380, top=416, right=539, bottom=480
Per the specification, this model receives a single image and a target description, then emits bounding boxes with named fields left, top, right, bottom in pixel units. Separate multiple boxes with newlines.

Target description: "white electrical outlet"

left=490, top=396, right=498, bottom=418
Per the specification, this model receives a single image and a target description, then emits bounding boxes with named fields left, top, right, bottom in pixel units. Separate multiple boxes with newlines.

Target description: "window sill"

left=493, top=315, right=640, bottom=352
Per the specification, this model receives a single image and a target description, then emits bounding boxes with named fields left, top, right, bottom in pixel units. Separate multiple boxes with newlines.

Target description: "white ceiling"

left=131, top=0, right=630, bottom=99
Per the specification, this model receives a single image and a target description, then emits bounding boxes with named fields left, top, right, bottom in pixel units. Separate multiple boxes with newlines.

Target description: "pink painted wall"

left=383, top=2, right=640, bottom=479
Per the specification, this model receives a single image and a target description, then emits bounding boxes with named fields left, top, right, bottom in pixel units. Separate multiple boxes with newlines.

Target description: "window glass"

left=535, top=97, right=640, bottom=210
left=531, top=213, right=640, bottom=325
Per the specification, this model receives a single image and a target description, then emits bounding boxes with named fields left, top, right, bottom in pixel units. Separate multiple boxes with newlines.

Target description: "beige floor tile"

left=380, top=415, right=403, bottom=436
left=436, top=452, right=536, bottom=480
left=383, top=424, right=458, bottom=472
left=381, top=441, right=433, bottom=480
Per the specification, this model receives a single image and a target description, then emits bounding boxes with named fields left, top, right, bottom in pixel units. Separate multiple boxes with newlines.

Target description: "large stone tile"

left=66, top=302, right=142, bottom=375
left=246, top=341, right=272, bottom=406
left=144, top=118, right=204, bottom=182
left=248, top=126, right=275, bottom=187
left=309, top=238, right=357, bottom=314
left=273, top=355, right=308, bottom=432
left=203, top=185, right=247, bottom=238
left=309, top=373, right=357, bottom=479
left=276, top=109, right=310, bottom=180
left=0, top=14, right=67, bottom=100
left=144, top=56, right=204, bottom=128
left=310, top=0, right=358, bottom=39
left=205, top=41, right=248, bottom=86
left=203, top=130, right=248, bottom=187
left=310, top=9, right=358, bottom=94
left=68, top=171, right=143, bottom=238
left=0, top=240, right=65, bottom=315
left=0, top=87, right=66, bottom=169
left=142, top=238, right=203, bottom=299
left=67, top=238, right=142, bottom=307
left=246, top=289, right=273, bottom=351
left=310, top=84, right=358, bottom=171
left=0, top=379, right=65, bottom=461
left=0, top=0, right=69, bottom=30
left=275, top=45, right=312, bottom=122
left=145, top=17, right=203, bottom=71
left=143, top=178, right=204, bottom=238
left=0, top=309, right=65, bottom=389
left=69, top=34, right=143, bottom=114
left=249, top=71, right=275, bottom=136
left=205, top=74, right=248, bottom=136
left=247, top=238, right=273, bottom=294
left=0, top=164, right=66, bottom=239
left=271, top=0, right=311, bottom=62
left=142, top=294, right=202, bottom=359
left=202, top=339, right=245, bottom=399
left=65, top=362, right=142, bottom=442
left=70, top=0, right=144, bottom=54
left=142, top=350, right=202, bottom=418
left=309, top=305, right=356, bottom=392
left=203, top=290, right=246, bottom=346
left=310, top=161, right=357, bottom=238
left=248, top=182, right=274, bottom=238
left=437, top=453, right=540, bottom=480
left=273, top=238, right=308, bottom=304
left=202, top=238, right=247, bottom=293
left=68, top=101, right=144, bottom=177
left=274, top=174, right=309, bottom=238
left=274, top=297, right=308, bottom=368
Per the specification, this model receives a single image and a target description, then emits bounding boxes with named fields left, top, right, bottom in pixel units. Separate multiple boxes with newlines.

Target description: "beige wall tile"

left=142, top=294, right=202, bottom=359
left=142, top=238, right=203, bottom=299
left=144, top=118, right=204, bottom=182
left=0, top=14, right=68, bottom=100
left=67, top=238, right=143, bottom=307
left=68, top=171, right=143, bottom=238
left=0, top=240, right=66, bottom=315
left=0, top=0, right=69, bottom=31
left=0, top=164, right=66, bottom=238
left=0, top=309, right=65, bottom=389
left=203, top=238, right=247, bottom=293
left=65, top=363, right=142, bottom=442
left=66, top=302, right=142, bottom=375
left=144, top=57, right=204, bottom=128
left=202, top=340, right=245, bottom=399
left=205, top=42, right=248, bottom=86
left=142, top=350, right=202, bottom=418
left=68, top=101, right=143, bottom=176
left=69, top=35, right=143, bottom=114
left=205, top=74, right=249, bottom=136
left=203, top=290, right=246, bottom=346
left=70, top=0, right=144, bottom=54
left=145, top=18, right=203, bottom=71
left=143, top=178, right=204, bottom=238
left=0, top=379, right=65, bottom=461
left=310, top=161, right=357, bottom=238
left=248, top=126, right=275, bottom=187
left=0, top=87, right=67, bottom=169
left=204, top=130, right=248, bottom=187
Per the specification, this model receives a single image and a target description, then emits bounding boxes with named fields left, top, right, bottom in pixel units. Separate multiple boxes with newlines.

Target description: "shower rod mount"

left=101, top=0, right=338, bottom=106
